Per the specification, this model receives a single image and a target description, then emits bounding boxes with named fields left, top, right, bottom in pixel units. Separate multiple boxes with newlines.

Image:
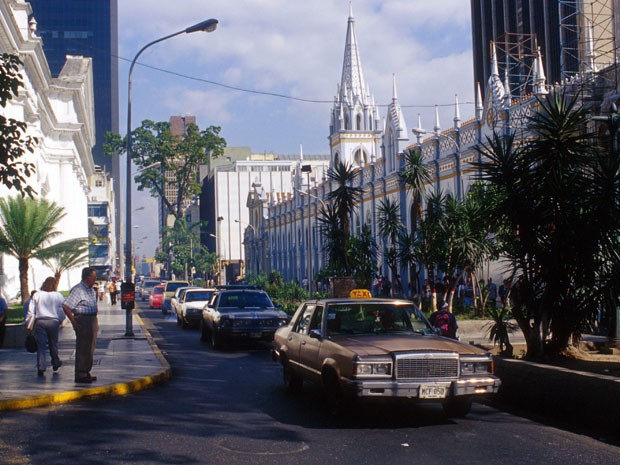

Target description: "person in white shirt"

left=26, top=277, right=66, bottom=377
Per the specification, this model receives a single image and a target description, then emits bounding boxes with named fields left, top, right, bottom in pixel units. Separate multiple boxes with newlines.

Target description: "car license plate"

left=419, top=384, right=447, bottom=399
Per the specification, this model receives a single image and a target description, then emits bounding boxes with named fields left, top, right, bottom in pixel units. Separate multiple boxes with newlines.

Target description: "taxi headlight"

left=354, top=359, right=392, bottom=378
left=461, top=359, right=493, bottom=375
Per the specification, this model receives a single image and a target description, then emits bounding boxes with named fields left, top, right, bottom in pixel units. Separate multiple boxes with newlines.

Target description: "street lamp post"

left=123, top=18, right=218, bottom=337
left=235, top=219, right=259, bottom=276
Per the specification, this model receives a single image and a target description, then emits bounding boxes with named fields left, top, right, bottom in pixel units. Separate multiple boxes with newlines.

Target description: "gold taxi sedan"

left=272, top=290, right=501, bottom=417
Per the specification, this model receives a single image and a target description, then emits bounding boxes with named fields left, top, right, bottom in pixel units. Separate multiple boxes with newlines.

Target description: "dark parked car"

left=200, top=289, right=289, bottom=349
left=272, top=290, right=501, bottom=417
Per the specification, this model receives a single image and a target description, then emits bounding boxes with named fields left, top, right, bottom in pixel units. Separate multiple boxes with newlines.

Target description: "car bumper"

left=183, top=312, right=202, bottom=324
left=218, top=327, right=278, bottom=341
left=344, top=376, right=501, bottom=399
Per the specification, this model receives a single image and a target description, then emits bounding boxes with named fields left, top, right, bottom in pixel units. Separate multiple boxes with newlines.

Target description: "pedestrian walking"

left=25, top=277, right=66, bottom=377
left=108, top=278, right=118, bottom=305
left=0, top=292, right=7, bottom=348
left=62, top=267, right=99, bottom=383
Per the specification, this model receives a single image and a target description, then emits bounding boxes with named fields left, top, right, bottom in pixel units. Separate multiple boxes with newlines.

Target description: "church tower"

left=329, top=3, right=382, bottom=168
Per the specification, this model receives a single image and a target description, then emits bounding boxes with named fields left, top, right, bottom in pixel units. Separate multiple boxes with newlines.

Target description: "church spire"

left=339, top=2, right=369, bottom=106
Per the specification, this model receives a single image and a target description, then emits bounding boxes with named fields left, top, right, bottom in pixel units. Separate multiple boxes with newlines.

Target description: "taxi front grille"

left=395, top=354, right=458, bottom=379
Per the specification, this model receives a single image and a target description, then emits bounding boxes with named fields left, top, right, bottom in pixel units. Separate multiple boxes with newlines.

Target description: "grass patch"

left=7, top=305, right=25, bottom=325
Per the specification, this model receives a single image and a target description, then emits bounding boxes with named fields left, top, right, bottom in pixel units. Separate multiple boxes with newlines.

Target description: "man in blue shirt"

left=0, top=293, right=7, bottom=348
left=62, top=267, right=99, bottom=383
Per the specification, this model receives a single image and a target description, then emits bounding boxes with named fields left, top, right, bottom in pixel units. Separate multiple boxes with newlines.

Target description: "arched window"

left=356, top=114, right=362, bottom=130
left=344, top=110, right=350, bottom=130
left=334, top=152, right=340, bottom=166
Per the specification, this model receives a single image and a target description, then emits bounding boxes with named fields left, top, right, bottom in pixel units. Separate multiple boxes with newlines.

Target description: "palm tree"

left=0, top=196, right=67, bottom=302
left=399, top=148, right=431, bottom=232
left=39, top=238, right=89, bottom=289
left=399, top=148, right=431, bottom=297
left=476, top=90, right=617, bottom=359
left=325, top=161, right=363, bottom=275
left=377, top=197, right=404, bottom=296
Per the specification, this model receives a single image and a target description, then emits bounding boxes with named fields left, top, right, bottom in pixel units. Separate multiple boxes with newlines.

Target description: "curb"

left=0, top=313, right=172, bottom=412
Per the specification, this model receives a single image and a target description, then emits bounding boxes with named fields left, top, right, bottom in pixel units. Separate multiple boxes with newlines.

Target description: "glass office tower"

left=28, top=0, right=119, bottom=171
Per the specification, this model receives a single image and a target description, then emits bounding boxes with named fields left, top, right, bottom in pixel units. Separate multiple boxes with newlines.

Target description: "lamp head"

left=185, top=18, right=218, bottom=34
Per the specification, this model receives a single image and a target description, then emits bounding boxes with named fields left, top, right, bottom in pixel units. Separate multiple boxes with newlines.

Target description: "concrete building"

left=87, top=166, right=116, bottom=280
left=202, top=147, right=329, bottom=284
left=0, top=0, right=96, bottom=299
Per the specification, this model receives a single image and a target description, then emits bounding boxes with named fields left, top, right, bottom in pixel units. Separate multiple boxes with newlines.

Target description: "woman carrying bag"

left=25, top=277, right=66, bottom=377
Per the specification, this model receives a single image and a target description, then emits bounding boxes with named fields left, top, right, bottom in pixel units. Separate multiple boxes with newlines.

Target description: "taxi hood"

left=332, top=333, right=488, bottom=357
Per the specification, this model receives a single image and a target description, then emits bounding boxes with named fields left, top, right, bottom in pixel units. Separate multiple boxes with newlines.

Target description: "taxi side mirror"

left=309, top=329, right=323, bottom=340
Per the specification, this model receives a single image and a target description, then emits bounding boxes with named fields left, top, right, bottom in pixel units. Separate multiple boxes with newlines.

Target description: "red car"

left=149, top=285, right=165, bottom=309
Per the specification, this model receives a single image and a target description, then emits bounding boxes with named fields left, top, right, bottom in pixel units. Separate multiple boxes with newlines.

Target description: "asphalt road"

left=0, top=302, right=619, bottom=465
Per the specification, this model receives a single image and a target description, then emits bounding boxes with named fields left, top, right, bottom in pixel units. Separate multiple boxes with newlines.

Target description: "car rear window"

left=185, top=291, right=213, bottom=302
left=153, top=287, right=164, bottom=295
left=166, top=282, right=189, bottom=293
left=143, top=281, right=159, bottom=289
left=218, top=292, right=273, bottom=309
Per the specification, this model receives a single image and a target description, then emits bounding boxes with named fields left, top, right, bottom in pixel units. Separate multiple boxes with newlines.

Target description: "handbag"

left=25, top=333, right=37, bottom=353
left=25, top=295, right=38, bottom=353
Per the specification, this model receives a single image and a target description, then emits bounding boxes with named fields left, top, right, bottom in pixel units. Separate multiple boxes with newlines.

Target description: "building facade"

left=28, top=0, right=121, bottom=276
left=254, top=4, right=618, bottom=297
left=0, top=0, right=96, bottom=298
left=202, top=147, right=329, bottom=284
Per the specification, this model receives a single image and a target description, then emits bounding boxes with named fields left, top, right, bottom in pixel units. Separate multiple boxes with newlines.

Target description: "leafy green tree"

left=476, top=91, right=620, bottom=359
left=105, top=120, right=226, bottom=222
left=0, top=197, right=77, bottom=302
left=40, top=238, right=89, bottom=289
left=0, top=53, right=38, bottom=197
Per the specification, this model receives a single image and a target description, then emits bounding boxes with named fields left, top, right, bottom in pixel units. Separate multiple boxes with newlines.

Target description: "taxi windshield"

left=325, top=303, right=431, bottom=336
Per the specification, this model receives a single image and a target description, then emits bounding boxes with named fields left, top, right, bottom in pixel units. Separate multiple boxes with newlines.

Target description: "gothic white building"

left=250, top=6, right=580, bottom=295
left=0, top=0, right=97, bottom=299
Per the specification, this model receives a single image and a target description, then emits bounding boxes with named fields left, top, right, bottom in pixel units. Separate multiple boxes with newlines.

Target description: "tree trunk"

left=19, top=256, right=29, bottom=304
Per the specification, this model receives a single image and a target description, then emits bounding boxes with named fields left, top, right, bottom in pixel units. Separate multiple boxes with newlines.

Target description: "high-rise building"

left=28, top=0, right=119, bottom=171
left=470, top=0, right=617, bottom=95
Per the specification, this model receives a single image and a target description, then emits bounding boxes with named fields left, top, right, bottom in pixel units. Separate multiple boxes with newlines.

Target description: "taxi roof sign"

left=350, top=289, right=372, bottom=299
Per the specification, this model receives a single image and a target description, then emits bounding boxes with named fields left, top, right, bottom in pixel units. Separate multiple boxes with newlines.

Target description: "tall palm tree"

left=476, top=90, right=615, bottom=359
left=399, top=148, right=431, bottom=232
left=377, top=197, right=404, bottom=295
left=40, top=238, right=89, bottom=289
left=0, top=197, right=66, bottom=302
left=325, top=161, right=363, bottom=275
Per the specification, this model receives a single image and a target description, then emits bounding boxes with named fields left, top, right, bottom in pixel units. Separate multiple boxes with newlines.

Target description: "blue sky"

left=119, top=0, right=475, bottom=258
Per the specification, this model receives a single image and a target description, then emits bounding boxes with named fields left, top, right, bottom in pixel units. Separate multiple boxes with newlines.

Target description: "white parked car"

left=176, top=288, right=216, bottom=329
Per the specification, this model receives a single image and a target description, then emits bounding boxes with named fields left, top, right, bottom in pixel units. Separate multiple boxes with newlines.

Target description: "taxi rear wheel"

left=442, top=396, right=473, bottom=418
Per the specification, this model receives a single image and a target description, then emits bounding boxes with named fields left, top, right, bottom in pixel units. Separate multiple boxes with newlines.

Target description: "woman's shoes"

left=37, top=370, right=45, bottom=377
left=52, top=361, right=63, bottom=371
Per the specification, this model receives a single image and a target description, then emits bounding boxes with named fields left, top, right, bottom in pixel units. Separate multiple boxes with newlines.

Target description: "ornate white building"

left=0, top=0, right=97, bottom=299
left=251, top=6, right=570, bottom=295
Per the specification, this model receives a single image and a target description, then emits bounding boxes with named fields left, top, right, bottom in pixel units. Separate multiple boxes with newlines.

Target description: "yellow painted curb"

left=0, top=311, right=172, bottom=412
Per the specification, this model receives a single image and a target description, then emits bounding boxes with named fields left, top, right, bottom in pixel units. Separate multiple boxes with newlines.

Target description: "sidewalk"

left=0, top=301, right=170, bottom=411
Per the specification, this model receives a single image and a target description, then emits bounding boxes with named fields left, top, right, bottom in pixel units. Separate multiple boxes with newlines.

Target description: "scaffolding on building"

left=492, top=0, right=617, bottom=100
